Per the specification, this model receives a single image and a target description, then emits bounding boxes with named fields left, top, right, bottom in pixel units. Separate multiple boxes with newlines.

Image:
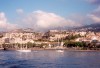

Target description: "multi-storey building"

left=2, top=29, right=43, bottom=44
left=43, top=30, right=69, bottom=41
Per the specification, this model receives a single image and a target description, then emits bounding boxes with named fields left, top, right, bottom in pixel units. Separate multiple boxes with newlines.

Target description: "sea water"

left=0, top=50, right=100, bottom=68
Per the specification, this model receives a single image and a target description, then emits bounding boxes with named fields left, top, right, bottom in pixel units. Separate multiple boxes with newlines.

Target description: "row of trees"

left=64, top=41, right=86, bottom=47
left=64, top=41, right=100, bottom=49
left=2, top=42, right=47, bottom=49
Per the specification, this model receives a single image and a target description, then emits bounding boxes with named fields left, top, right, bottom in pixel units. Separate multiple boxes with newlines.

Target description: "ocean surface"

left=0, top=50, right=100, bottom=68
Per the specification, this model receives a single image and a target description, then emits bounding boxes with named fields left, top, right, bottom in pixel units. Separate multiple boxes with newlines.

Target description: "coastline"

left=2, top=47, right=100, bottom=51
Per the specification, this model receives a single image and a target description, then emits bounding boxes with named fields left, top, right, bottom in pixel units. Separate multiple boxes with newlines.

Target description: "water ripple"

left=0, top=50, right=100, bottom=68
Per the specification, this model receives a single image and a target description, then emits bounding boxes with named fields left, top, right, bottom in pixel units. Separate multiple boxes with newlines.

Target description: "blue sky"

left=0, top=0, right=96, bottom=17
left=0, top=0, right=100, bottom=31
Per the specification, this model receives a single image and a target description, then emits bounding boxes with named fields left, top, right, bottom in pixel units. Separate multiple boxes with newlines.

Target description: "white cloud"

left=86, top=0, right=100, bottom=4
left=0, top=12, right=17, bottom=30
left=16, top=9, right=23, bottom=14
left=87, top=0, right=97, bottom=3
left=0, top=10, right=82, bottom=31
left=88, top=6, right=100, bottom=23
left=94, top=6, right=100, bottom=11
left=88, top=14, right=100, bottom=23
left=21, top=10, right=81, bottom=31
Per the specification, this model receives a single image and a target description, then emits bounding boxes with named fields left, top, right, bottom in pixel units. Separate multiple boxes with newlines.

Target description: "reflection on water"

left=16, top=50, right=64, bottom=60
left=0, top=50, right=100, bottom=68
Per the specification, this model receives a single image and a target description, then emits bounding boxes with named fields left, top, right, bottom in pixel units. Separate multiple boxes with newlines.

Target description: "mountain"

left=72, top=23, right=100, bottom=32
left=9, top=28, right=34, bottom=33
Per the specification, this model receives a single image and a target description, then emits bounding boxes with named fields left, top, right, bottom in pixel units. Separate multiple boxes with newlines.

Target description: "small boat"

left=17, top=44, right=31, bottom=52
left=17, top=50, right=31, bottom=52
left=33, top=51, right=38, bottom=52
left=56, top=37, right=64, bottom=53
left=56, top=50, right=64, bottom=52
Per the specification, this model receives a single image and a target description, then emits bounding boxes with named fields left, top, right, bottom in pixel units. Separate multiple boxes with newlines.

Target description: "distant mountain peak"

left=9, top=28, right=34, bottom=33
left=71, top=23, right=100, bottom=32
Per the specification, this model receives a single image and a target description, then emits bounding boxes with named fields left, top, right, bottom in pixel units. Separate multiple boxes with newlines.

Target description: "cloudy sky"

left=0, top=0, right=100, bottom=31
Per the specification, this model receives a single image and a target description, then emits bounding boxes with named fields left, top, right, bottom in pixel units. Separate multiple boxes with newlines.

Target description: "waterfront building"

left=43, top=30, right=69, bottom=41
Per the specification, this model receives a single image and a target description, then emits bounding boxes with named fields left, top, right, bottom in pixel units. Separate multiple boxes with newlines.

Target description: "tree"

left=27, top=42, right=36, bottom=48
left=66, top=34, right=81, bottom=40
left=74, top=42, right=84, bottom=47
left=64, top=41, right=86, bottom=48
